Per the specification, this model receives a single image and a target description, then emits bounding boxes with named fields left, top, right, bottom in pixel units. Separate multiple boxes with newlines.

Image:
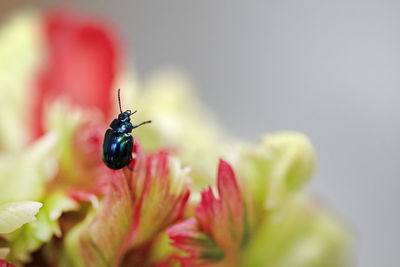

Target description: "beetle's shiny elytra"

left=102, top=89, right=151, bottom=170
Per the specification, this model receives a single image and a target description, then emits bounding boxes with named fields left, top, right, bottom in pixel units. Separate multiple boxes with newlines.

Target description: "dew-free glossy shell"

left=102, top=129, right=133, bottom=170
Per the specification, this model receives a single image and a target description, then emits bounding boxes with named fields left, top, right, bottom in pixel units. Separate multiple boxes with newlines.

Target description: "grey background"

left=11, top=0, right=400, bottom=266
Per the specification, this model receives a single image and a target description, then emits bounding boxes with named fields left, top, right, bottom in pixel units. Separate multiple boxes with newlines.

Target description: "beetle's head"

left=118, top=111, right=131, bottom=122
left=118, top=110, right=137, bottom=122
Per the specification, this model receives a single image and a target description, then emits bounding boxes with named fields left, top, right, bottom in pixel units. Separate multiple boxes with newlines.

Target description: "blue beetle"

left=102, top=89, right=151, bottom=169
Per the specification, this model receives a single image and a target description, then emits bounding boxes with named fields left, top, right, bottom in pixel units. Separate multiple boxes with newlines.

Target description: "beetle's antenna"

left=129, top=110, right=138, bottom=116
left=118, top=88, right=123, bottom=114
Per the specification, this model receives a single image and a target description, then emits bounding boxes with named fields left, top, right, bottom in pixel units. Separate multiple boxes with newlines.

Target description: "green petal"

left=43, top=101, right=83, bottom=181
left=229, top=131, right=315, bottom=222
left=0, top=133, right=58, bottom=203
left=242, top=195, right=351, bottom=267
left=0, top=10, right=43, bottom=152
left=261, top=132, right=315, bottom=192
left=5, top=192, right=77, bottom=263
left=61, top=174, right=132, bottom=267
left=0, top=201, right=42, bottom=234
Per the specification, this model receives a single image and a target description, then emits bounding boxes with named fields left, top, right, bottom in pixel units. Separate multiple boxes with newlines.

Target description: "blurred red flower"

left=32, top=9, right=120, bottom=138
left=0, top=260, right=15, bottom=267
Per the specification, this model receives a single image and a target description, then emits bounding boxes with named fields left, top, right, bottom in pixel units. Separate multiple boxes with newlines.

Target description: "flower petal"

left=0, top=11, right=43, bottom=151
left=168, top=160, right=246, bottom=266
left=0, top=132, right=58, bottom=203
left=226, top=131, right=316, bottom=225
left=196, top=160, right=245, bottom=250
left=167, top=218, right=225, bottom=266
left=5, top=193, right=77, bottom=263
left=62, top=171, right=132, bottom=267
left=32, top=9, right=119, bottom=138
left=0, top=259, right=15, bottom=267
left=62, top=141, right=191, bottom=266
left=0, top=201, right=42, bottom=234
left=124, top=142, right=191, bottom=248
left=242, top=195, right=352, bottom=267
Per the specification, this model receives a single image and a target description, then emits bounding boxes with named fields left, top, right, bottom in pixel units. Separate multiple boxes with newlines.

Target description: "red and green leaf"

left=168, top=160, right=247, bottom=266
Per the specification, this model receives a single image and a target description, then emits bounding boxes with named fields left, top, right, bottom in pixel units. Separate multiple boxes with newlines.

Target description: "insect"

left=102, top=89, right=151, bottom=170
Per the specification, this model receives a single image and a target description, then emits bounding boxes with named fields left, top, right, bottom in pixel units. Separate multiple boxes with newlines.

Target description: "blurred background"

left=1, top=1, right=399, bottom=266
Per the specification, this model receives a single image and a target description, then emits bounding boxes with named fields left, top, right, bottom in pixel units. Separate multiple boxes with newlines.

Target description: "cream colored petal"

left=0, top=201, right=42, bottom=234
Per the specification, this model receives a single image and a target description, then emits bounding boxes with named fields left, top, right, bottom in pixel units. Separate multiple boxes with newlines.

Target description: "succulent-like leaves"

left=0, top=9, right=351, bottom=267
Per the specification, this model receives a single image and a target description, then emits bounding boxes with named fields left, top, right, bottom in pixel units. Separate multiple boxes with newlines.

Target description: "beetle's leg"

left=132, top=120, right=152, bottom=129
left=128, top=110, right=137, bottom=116
left=127, top=154, right=134, bottom=171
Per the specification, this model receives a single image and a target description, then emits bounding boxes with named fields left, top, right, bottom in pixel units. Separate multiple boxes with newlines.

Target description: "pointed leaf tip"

left=217, top=159, right=240, bottom=195
left=217, top=159, right=242, bottom=216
